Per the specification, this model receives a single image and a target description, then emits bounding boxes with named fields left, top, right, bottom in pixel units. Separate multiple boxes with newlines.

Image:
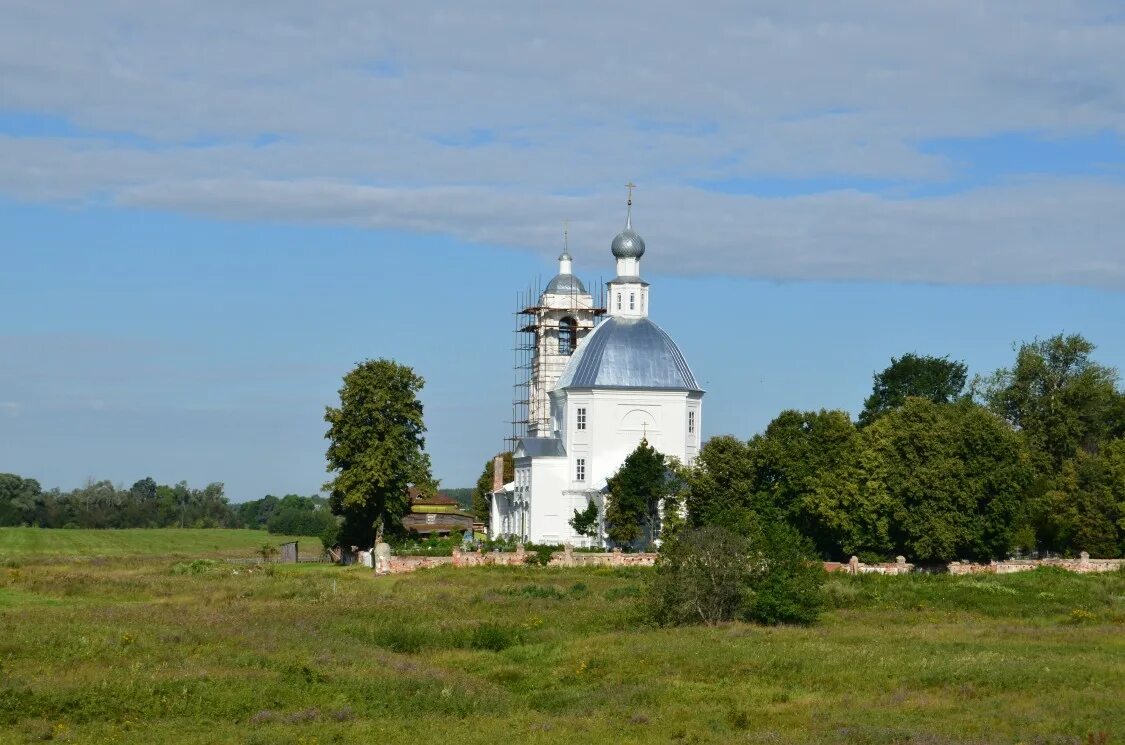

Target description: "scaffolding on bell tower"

left=507, top=271, right=605, bottom=454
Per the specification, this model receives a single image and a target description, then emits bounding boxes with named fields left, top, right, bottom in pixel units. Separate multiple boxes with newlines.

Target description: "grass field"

left=0, top=534, right=1122, bottom=744
left=0, top=528, right=306, bottom=560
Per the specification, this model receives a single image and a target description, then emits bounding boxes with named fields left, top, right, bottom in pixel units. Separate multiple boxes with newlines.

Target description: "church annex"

left=489, top=193, right=704, bottom=547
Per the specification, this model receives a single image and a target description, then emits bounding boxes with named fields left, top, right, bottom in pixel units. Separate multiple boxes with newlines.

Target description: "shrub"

left=648, top=525, right=752, bottom=625
left=647, top=523, right=824, bottom=626
left=319, top=520, right=340, bottom=554
left=604, top=585, right=642, bottom=600
left=369, top=625, right=429, bottom=653
left=468, top=622, right=521, bottom=651
left=524, top=543, right=558, bottom=566
left=501, top=584, right=565, bottom=599
left=745, top=523, right=825, bottom=625
left=170, top=559, right=217, bottom=575
left=256, top=543, right=278, bottom=562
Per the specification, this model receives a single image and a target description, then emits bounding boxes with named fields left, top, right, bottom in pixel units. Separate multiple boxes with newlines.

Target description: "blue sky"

left=1, top=2, right=1124, bottom=499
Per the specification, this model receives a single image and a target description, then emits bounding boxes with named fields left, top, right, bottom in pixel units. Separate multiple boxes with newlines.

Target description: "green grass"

left=0, top=527, right=306, bottom=560
left=0, top=545, right=1121, bottom=744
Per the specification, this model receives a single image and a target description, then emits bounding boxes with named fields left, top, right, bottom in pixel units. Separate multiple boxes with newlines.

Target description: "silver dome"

left=555, top=316, right=701, bottom=391
left=611, top=228, right=646, bottom=259
left=543, top=273, right=587, bottom=295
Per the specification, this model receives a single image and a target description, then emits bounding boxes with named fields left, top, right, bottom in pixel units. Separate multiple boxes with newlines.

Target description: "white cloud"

left=2, top=1, right=1125, bottom=287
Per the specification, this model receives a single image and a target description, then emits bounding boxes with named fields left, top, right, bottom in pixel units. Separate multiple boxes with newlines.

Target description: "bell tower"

left=526, top=232, right=599, bottom=437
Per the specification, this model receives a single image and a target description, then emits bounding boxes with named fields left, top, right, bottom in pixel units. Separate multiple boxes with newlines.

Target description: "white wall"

left=526, top=456, right=568, bottom=543
left=556, top=387, right=702, bottom=487
left=499, top=386, right=702, bottom=546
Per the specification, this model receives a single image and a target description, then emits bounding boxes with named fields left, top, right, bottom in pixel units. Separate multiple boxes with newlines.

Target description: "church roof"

left=514, top=437, right=567, bottom=458
left=554, top=316, right=701, bottom=392
left=607, top=274, right=650, bottom=286
left=543, top=273, right=587, bottom=295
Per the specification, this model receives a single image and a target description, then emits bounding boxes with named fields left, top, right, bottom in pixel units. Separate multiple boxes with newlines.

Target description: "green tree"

left=319, top=517, right=341, bottom=554
left=755, top=410, right=864, bottom=557
left=568, top=500, right=599, bottom=539
left=844, top=398, right=1034, bottom=561
left=186, top=482, right=234, bottom=528
left=683, top=435, right=757, bottom=529
left=859, top=353, right=967, bottom=426
left=681, top=413, right=864, bottom=558
left=441, top=488, right=475, bottom=509
left=120, top=477, right=159, bottom=528
left=981, top=334, right=1120, bottom=467
left=605, top=439, right=667, bottom=547
left=0, top=474, right=41, bottom=526
left=267, top=507, right=338, bottom=538
left=470, top=452, right=513, bottom=526
left=237, top=494, right=280, bottom=529
left=324, top=359, right=433, bottom=547
left=1031, top=439, right=1125, bottom=558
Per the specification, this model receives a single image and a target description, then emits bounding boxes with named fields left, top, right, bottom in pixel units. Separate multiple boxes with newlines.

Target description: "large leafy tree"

left=683, top=435, right=757, bottom=529
left=605, top=439, right=667, bottom=547
left=981, top=334, right=1120, bottom=467
left=0, top=474, right=41, bottom=526
left=755, top=410, right=864, bottom=555
left=846, top=398, right=1034, bottom=561
left=470, top=451, right=513, bottom=525
left=324, top=359, right=433, bottom=547
left=1031, top=439, right=1125, bottom=558
left=859, top=353, right=967, bottom=426
left=682, top=413, right=864, bottom=558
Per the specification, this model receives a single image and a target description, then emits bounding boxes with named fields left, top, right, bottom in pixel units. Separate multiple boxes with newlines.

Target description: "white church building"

left=489, top=199, right=704, bottom=547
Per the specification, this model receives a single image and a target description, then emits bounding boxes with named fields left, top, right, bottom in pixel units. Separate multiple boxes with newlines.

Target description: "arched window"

left=559, top=317, right=578, bottom=355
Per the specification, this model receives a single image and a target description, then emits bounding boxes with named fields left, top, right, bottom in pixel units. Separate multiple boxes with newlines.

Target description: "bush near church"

left=647, top=522, right=824, bottom=627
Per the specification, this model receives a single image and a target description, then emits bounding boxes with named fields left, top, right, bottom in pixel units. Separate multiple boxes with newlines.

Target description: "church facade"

left=489, top=201, right=704, bottom=547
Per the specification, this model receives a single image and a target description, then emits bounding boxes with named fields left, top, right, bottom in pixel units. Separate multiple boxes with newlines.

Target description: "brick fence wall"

left=376, top=546, right=1123, bottom=576
left=378, top=546, right=655, bottom=574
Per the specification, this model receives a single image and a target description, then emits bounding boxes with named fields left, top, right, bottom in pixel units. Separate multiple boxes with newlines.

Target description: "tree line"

left=0, top=357, right=440, bottom=549
left=585, top=334, right=1125, bottom=561
left=0, top=475, right=334, bottom=538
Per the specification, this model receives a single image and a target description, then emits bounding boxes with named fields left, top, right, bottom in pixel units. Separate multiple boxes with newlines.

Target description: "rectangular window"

left=688, top=410, right=695, bottom=435
left=576, top=407, right=586, bottom=430
left=576, top=458, right=586, bottom=482
left=616, top=293, right=621, bottom=310
left=629, top=293, right=635, bottom=310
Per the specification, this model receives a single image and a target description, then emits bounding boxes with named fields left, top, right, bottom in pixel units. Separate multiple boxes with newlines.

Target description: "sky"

left=1, top=1, right=1124, bottom=500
